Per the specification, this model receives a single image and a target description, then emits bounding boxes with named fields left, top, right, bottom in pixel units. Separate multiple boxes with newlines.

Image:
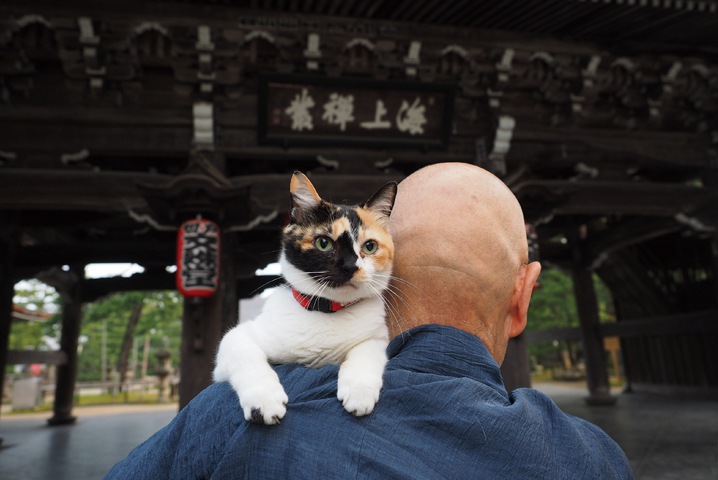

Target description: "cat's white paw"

left=337, top=378, right=381, bottom=417
left=238, top=381, right=289, bottom=425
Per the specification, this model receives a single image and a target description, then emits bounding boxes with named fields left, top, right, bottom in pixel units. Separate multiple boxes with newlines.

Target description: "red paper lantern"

left=176, top=218, right=221, bottom=298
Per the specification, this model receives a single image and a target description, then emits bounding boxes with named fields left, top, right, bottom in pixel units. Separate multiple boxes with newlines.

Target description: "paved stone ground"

left=534, top=382, right=718, bottom=480
left=0, top=404, right=178, bottom=480
left=0, top=384, right=716, bottom=479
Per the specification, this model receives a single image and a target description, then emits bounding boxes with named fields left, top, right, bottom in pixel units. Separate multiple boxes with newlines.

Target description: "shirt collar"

left=386, top=324, right=508, bottom=396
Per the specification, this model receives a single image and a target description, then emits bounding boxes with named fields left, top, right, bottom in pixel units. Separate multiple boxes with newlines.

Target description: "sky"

left=84, top=262, right=282, bottom=278
left=85, top=263, right=147, bottom=278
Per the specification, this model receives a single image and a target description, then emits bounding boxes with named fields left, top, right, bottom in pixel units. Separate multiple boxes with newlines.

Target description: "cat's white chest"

left=248, top=286, right=388, bottom=367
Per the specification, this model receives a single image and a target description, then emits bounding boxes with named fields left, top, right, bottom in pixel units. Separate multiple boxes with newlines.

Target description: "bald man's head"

left=387, top=163, right=540, bottom=364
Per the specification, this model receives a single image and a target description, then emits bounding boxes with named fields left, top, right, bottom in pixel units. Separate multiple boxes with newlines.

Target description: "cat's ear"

left=289, top=171, right=322, bottom=222
left=363, top=181, right=397, bottom=220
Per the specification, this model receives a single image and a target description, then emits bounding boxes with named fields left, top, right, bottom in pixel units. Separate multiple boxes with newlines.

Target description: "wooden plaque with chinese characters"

left=258, top=75, right=454, bottom=148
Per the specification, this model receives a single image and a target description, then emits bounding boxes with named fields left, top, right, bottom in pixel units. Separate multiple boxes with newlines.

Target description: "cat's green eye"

left=362, top=240, right=378, bottom=255
left=315, top=236, right=334, bottom=251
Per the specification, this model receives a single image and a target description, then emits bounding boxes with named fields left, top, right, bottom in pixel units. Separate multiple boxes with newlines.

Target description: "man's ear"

left=508, top=261, right=542, bottom=338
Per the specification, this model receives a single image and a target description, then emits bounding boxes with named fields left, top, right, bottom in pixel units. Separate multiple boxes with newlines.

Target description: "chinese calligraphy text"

left=260, top=75, right=454, bottom=148
left=176, top=218, right=221, bottom=298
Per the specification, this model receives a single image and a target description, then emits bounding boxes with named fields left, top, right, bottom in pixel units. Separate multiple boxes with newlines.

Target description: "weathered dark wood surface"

left=0, top=0, right=717, bottom=402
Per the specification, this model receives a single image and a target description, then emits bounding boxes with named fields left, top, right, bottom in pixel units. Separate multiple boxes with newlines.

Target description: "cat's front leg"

left=213, top=325, right=288, bottom=425
left=337, top=337, right=388, bottom=417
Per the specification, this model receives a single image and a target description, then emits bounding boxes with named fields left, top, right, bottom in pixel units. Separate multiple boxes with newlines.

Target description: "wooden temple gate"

left=1, top=0, right=717, bottom=427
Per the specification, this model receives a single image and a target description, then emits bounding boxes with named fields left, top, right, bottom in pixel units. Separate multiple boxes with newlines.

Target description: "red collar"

left=291, top=288, right=359, bottom=313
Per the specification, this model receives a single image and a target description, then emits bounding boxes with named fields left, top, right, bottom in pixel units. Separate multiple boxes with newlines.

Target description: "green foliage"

left=78, top=291, right=183, bottom=382
left=527, top=269, right=578, bottom=331
left=10, top=280, right=183, bottom=382
left=526, top=269, right=575, bottom=369
left=594, top=276, right=615, bottom=324
left=10, top=280, right=61, bottom=352
left=526, top=268, right=615, bottom=370
left=13, top=280, right=59, bottom=313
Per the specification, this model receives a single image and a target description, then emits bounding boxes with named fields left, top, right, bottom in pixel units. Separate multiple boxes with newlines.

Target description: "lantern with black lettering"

left=176, top=218, right=220, bottom=298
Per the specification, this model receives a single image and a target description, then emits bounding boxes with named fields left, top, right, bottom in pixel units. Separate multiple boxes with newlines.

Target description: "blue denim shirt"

left=106, top=325, right=633, bottom=479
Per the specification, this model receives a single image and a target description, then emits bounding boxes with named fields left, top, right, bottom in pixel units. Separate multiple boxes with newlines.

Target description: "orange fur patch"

left=356, top=207, right=394, bottom=269
left=331, top=217, right=352, bottom=239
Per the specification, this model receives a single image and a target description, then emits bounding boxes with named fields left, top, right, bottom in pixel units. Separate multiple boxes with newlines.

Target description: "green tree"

left=526, top=268, right=614, bottom=371
left=10, top=279, right=60, bottom=352
left=526, top=269, right=577, bottom=370
left=78, top=291, right=183, bottom=382
left=8, top=281, right=183, bottom=383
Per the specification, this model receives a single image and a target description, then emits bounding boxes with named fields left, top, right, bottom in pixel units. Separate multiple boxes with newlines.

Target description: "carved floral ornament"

left=0, top=15, right=716, bottom=130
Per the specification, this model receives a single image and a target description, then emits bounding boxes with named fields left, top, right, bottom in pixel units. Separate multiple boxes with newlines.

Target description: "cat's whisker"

left=316, top=280, right=333, bottom=301
left=293, top=275, right=332, bottom=302
left=378, top=281, right=419, bottom=338
left=387, top=275, right=422, bottom=294
left=288, top=273, right=331, bottom=294
left=247, top=276, right=286, bottom=297
left=361, top=280, right=409, bottom=335
left=381, top=297, right=409, bottom=340
left=385, top=274, right=426, bottom=312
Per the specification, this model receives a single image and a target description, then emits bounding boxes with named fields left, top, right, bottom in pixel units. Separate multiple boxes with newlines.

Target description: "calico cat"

left=213, top=171, right=397, bottom=425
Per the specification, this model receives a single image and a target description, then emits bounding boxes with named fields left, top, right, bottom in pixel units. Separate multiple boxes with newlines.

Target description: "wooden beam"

left=1, top=124, right=475, bottom=167
left=526, top=310, right=718, bottom=344
left=600, top=248, right=672, bottom=318
left=0, top=0, right=619, bottom=55
left=0, top=122, right=193, bottom=156
left=0, top=170, right=170, bottom=212
left=511, top=126, right=713, bottom=169
left=524, top=326, right=584, bottom=344
left=0, top=171, right=404, bottom=213
left=513, top=179, right=718, bottom=219
left=584, top=218, right=681, bottom=270
left=78, top=272, right=280, bottom=303
left=82, top=272, right=176, bottom=303
left=599, top=310, right=718, bottom=338
left=0, top=105, right=193, bottom=128
left=17, top=242, right=176, bottom=269
left=7, top=350, right=68, bottom=366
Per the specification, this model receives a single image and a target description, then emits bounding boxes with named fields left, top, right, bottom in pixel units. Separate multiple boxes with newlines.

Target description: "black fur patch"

left=290, top=197, right=334, bottom=225
left=283, top=202, right=363, bottom=289
left=337, top=205, right=362, bottom=237
left=250, top=407, right=264, bottom=424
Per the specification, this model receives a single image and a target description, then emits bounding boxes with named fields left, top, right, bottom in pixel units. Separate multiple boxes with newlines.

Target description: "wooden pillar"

left=0, top=236, right=16, bottom=442
left=179, top=231, right=238, bottom=409
left=48, top=265, right=84, bottom=426
left=500, top=334, right=531, bottom=391
left=571, top=232, right=616, bottom=406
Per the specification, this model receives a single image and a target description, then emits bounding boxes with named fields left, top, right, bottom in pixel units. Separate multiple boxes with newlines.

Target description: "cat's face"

left=279, top=172, right=397, bottom=305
